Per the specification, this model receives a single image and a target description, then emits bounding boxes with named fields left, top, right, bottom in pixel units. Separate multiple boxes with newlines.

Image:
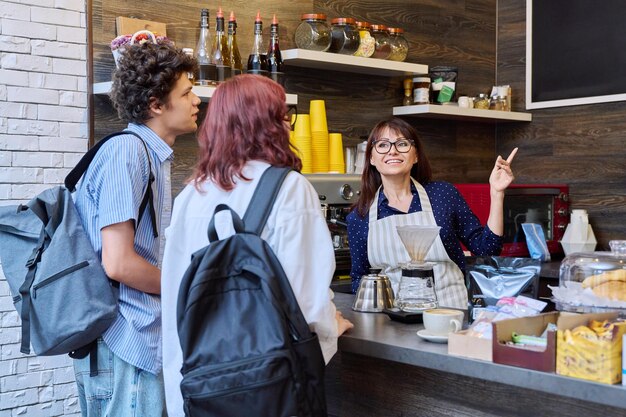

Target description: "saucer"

left=416, top=329, right=448, bottom=343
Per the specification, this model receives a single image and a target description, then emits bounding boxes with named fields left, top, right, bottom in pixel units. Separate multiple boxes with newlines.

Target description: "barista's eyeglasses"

left=285, top=105, right=298, bottom=128
left=372, top=138, right=414, bottom=154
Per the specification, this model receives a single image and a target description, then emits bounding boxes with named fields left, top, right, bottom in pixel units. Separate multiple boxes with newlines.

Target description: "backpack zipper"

left=183, top=349, right=290, bottom=379
left=185, top=371, right=291, bottom=400
left=32, top=261, right=90, bottom=299
left=182, top=350, right=293, bottom=399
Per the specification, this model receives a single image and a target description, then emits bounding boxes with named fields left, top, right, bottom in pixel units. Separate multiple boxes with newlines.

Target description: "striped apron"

left=367, top=179, right=468, bottom=309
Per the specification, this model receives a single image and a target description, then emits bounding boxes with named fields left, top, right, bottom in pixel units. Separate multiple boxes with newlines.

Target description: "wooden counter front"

left=325, top=293, right=626, bottom=417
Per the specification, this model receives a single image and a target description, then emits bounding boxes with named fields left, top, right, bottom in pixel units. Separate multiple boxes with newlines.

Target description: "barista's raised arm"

left=487, top=147, right=518, bottom=236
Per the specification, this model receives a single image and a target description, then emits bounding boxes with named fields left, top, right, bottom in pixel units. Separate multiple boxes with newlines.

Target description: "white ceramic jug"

left=561, top=209, right=597, bottom=255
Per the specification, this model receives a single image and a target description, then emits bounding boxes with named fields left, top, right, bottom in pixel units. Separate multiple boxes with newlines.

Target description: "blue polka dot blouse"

left=347, top=181, right=503, bottom=293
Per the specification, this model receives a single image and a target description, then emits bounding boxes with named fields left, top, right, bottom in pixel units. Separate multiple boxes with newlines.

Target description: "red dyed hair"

left=353, top=117, right=432, bottom=217
left=193, top=74, right=302, bottom=191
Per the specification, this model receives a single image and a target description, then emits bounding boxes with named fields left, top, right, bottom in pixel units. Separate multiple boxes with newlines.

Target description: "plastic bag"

left=521, top=222, right=551, bottom=261
left=467, top=257, right=541, bottom=309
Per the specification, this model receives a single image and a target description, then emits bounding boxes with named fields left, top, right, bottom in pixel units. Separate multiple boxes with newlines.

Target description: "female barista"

left=347, top=117, right=517, bottom=309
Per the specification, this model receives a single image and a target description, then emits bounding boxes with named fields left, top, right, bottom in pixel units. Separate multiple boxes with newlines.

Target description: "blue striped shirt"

left=74, top=123, right=173, bottom=375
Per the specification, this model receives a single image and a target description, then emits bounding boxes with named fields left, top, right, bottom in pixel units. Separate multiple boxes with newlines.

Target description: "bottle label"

left=215, top=65, right=232, bottom=82
left=197, top=63, right=217, bottom=84
left=247, top=69, right=269, bottom=76
left=413, top=88, right=429, bottom=104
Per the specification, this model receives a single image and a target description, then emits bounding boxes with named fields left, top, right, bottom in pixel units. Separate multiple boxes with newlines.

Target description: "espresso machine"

left=305, top=174, right=362, bottom=285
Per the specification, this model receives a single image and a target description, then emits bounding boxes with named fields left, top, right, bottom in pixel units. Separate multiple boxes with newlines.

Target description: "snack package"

left=556, top=319, right=626, bottom=384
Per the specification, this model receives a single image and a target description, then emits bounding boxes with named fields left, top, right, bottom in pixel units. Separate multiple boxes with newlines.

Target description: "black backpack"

left=176, top=166, right=328, bottom=417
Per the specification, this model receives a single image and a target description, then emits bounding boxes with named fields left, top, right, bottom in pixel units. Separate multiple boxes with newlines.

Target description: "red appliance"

left=454, top=184, right=569, bottom=257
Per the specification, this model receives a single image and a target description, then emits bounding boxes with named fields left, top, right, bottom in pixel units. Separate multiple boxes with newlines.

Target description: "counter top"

left=333, top=292, right=626, bottom=410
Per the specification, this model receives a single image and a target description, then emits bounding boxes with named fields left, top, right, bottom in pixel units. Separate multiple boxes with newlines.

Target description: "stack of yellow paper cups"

left=309, top=100, right=329, bottom=173
left=328, top=133, right=345, bottom=173
left=291, top=113, right=313, bottom=174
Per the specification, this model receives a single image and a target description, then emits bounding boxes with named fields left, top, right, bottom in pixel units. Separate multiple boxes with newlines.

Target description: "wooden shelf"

left=392, top=104, right=532, bottom=122
left=92, top=81, right=298, bottom=105
left=282, top=48, right=428, bottom=77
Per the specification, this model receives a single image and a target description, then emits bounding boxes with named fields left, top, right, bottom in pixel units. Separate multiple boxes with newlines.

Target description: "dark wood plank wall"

left=496, top=1, right=626, bottom=249
left=91, top=0, right=498, bottom=196
left=308, top=0, right=498, bottom=184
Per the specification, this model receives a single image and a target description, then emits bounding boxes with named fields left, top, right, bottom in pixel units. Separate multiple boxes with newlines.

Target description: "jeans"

left=73, top=338, right=165, bottom=417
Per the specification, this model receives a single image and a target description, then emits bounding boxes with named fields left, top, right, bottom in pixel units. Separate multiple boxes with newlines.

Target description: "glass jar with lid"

left=328, top=17, right=359, bottom=55
left=473, top=93, right=490, bottom=109
left=295, top=14, right=332, bottom=52
left=370, top=24, right=392, bottom=59
left=412, top=76, right=430, bottom=104
left=489, top=95, right=508, bottom=111
left=554, top=240, right=626, bottom=314
left=387, top=27, right=409, bottom=61
left=354, top=21, right=375, bottom=58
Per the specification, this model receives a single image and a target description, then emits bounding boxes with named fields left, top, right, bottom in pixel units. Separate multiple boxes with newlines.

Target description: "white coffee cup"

left=457, top=96, right=471, bottom=108
left=422, top=308, right=463, bottom=336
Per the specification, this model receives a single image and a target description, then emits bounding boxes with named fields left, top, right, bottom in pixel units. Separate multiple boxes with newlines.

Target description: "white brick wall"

left=1, top=0, right=88, bottom=413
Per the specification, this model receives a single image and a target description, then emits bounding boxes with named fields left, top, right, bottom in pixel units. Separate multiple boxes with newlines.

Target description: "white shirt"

left=161, top=161, right=339, bottom=417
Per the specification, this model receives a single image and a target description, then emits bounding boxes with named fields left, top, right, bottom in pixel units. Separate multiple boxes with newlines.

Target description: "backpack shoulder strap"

left=63, top=130, right=157, bottom=237
left=243, top=166, right=292, bottom=235
left=65, top=131, right=132, bottom=191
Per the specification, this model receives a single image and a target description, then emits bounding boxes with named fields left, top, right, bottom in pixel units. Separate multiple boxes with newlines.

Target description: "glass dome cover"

left=553, top=240, right=626, bottom=314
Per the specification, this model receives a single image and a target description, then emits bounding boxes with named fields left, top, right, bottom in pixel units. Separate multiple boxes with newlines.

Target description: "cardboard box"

left=448, top=330, right=492, bottom=362
left=492, top=311, right=619, bottom=374
left=116, top=17, right=167, bottom=37
left=556, top=312, right=623, bottom=384
left=492, top=312, right=559, bottom=372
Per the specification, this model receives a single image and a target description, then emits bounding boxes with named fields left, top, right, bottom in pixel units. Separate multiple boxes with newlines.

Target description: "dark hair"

left=193, top=74, right=302, bottom=191
left=353, top=117, right=432, bottom=217
left=110, top=42, right=196, bottom=124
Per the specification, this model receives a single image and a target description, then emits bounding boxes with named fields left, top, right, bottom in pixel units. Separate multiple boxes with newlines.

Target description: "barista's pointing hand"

left=489, top=147, right=518, bottom=193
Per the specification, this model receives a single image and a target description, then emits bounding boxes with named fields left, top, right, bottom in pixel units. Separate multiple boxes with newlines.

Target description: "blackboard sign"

left=526, top=0, right=626, bottom=109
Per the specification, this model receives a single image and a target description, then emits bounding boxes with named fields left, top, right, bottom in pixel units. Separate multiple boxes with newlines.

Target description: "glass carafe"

left=396, top=262, right=438, bottom=311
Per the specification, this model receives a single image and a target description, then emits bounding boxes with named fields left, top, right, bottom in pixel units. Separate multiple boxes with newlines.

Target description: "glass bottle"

left=247, top=10, right=269, bottom=76
left=403, top=78, right=413, bottom=106
left=267, top=14, right=284, bottom=86
left=212, top=7, right=231, bottom=82
left=195, top=8, right=216, bottom=85
left=227, top=11, right=243, bottom=76
left=182, top=48, right=195, bottom=83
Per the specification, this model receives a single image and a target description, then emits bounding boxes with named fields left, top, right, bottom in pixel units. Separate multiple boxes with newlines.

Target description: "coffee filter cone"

left=396, top=225, right=441, bottom=262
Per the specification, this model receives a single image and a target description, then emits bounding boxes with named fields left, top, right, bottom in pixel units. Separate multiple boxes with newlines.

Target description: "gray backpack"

left=0, top=131, right=156, bottom=366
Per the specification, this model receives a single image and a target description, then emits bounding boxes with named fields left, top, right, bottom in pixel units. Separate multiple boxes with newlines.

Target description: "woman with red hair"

left=160, top=74, right=353, bottom=417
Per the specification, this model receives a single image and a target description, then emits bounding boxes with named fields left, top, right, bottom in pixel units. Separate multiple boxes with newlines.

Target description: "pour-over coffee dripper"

left=395, top=225, right=441, bottom=311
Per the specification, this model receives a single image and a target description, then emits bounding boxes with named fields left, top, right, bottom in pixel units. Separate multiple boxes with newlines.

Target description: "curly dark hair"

left=110, top=42, right=197, bottom=124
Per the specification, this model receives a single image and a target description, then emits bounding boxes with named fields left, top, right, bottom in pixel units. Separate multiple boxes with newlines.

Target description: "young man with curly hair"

left=72, top=42, right=200, bottom=417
